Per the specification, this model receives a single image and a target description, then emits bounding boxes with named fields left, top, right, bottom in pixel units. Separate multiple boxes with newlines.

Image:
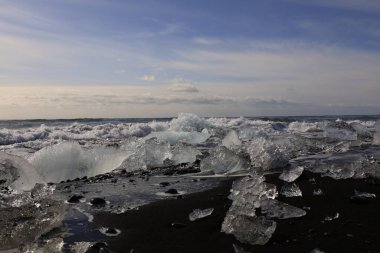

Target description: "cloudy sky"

left=1, top=0, right=380, bottom=119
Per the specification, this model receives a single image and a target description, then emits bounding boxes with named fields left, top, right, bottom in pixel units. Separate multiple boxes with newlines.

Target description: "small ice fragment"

left=35, top=203, right=41, bottom=208
left=279, top=166, right=304, bottom=183
left=324, top=212, right=339, bottom=221
left=232, top=243, right=250, bottom=253
left=260, top=199, right=306, bottom=219
left=313, top=188, right=324, bottom=196
left=280, top=183, right=302, bottom=197
left=310, top=249, right=325, bottom=253
left=350, top=189, right=376, bottom=203
left=189, top=208, right=214, bottom=221
left=70, top=242, right=92, bottom=253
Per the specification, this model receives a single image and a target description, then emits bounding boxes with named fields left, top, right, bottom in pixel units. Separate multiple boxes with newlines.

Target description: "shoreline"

left=91, top=172, right=380, bottom=253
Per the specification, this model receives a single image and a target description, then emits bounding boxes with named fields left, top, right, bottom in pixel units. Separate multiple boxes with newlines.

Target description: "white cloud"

left=138, top=75, right=156, bottom=81
left=169, top=77, right=199, bottom=93
left=193, top=37, right=222, bottom=45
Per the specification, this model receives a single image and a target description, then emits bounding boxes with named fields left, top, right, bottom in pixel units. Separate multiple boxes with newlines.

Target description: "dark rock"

left=67, top=194, right=84, bottom=203
left=159, top=182, right=170, bottom=187
left=90, top=198, right=106, bottom=207
left=165, top=188, right=179, bottom=194
left=105, top=228, right=118, bottom=234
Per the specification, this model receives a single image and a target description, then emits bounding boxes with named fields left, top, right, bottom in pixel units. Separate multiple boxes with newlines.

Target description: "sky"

left=1, top=0, right=380, bottom=119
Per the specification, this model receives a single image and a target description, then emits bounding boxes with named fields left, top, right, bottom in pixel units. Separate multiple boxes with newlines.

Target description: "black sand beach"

left=92, top=172, right=380, bottom=253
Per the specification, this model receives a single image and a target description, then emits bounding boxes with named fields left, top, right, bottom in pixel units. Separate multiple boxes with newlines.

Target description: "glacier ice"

left=188, top=208, right=214, bottom=221
left=29, top=142, right=128, bottom=183
left=222, top=130, right=242, bottom=150
left=247, top=137, right=289, bottom=170
left=200, top=146, right=250, bottom=175
left=0, top=151, right=42, bottom=191
left=221, top=214, right=276, bottom=245
left=0, top=198, right=65, bottom=250
left=279, top=166, right=304, bottom=182
left=221, top=173, right=278, bottom=245
left=260, top=199, right=307, bottom=219
left=280, top=183, right=302, bottom=197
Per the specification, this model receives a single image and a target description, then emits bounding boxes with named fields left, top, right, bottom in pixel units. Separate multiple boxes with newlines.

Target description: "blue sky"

left=1, top=0, right=380, bottom=119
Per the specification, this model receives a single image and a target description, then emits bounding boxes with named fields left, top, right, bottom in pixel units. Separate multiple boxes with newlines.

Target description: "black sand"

left=92, top=172, right=380, bottom=253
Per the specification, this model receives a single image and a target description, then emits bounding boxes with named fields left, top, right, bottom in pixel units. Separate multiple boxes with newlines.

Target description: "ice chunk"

left=324, top=212, right=339, bottom=221
left=280, top=183, right=302, bottom=197
left=310, top=249, right=325, bottom=253
left=323, top=121, right=357, bottom=141
left=200, top=146, right=250, bottom=175
left=171, top=144, right=202, bottom=165
left=70, top=242, right=92, bottom=253
left=313, top=188, right=324, bottom=196
left=260, top=199, right=307, bottom=219
left=118, top=138, right=173, bottom=171
left=350, top=122, right=373, bottom=138
left=228, top=173, right=277, bottom=217
left=232, top=244, right=250, bottom=253
left=247, top=137, right=289, bottom=170
left=144, top=130, right=210, bottom=145
left=279, top=166, right=304, bottom=182
left=296, top=152, right=380, bottom=180
left=238, top=127, right=268, bottom=140
left=30, top=142, right=128, bottom=183
left=350, top=189, right=376, bottom=203
left=221, top=214, right=276, bottom=245
left=373, top=133, right=380, bottom=145
left=188, top=208, right=214, bottom=221
left=0, top=199, right=65, bottom=250
left=222, top=130, right=242, bottom=150
left=0, top=152, right=42, bottom=191
left=169, top=113, right=209, bottom=132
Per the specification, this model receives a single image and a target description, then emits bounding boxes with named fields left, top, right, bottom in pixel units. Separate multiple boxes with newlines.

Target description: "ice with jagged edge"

left=280, top=183, right=302, bottom=197
left=189, top=208, right=214, bottom=221
left=200, top=146, right=250, bottom=175
left=279, top=166, right=304, bottom=182
left=247, top=137, right=290, bottom=170
left=260, top=199, right=306, bottom=219
left=222, top=130, right=242, bottom=150
left=221, top=173, right=278, bottom=245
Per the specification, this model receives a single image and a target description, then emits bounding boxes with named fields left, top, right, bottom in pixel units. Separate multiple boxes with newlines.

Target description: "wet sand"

left=92, top=172, right=380, bottom=253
